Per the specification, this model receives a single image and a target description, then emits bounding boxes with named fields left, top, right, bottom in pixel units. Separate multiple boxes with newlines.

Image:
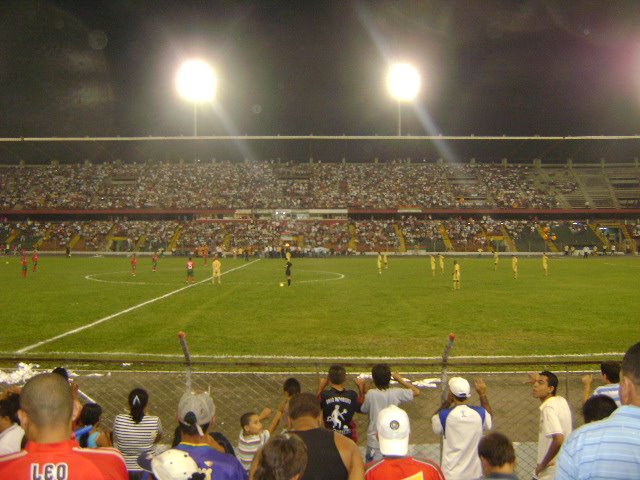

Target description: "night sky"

left=3, top=0, right=640, bottom=138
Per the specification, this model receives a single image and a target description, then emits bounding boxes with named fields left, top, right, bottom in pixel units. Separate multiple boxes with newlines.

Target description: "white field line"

left=15, top=260, right=260, bottom=354
left=3, top=351, right=625, bottom=361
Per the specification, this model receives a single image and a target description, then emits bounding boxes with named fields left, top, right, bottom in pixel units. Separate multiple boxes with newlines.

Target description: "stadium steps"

left=568, top=167, right=595, bottom=208
left=439, top=226, right=454, bottom=252
left=136, top=235, right=147, bottom=251
left=588, top=224, right=611, bottom=249
left=168, top=225, right=183, bottom=251
left=68, top=233, right=81, bottom=249
left=536, top=225, right=559, bottom=252
left=620, top=224, right=638, bottom=253
left=500, top=225, right=518, bottom=252
left=103, top=223, right=117, bottom=251
left=6, top=229, right=19, bottom=245
left=393, top=224, right=406, bottom=252
left=222, top=233, right=232, bottom=249
left=348, top=223, right=357, bottom=251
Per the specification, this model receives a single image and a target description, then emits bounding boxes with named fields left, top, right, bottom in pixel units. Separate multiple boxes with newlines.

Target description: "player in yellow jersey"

left=493, top=250, right=499, bottom=271
left=430, top=254, right=436, bottom=276
left=438, top=253, right=445, bottom=274
left=377, top=252, right=383, bottom=275
left=542, top=252, right=548, bottom=276
left=452, top=259, right=461, bottom=290
left=511, top=255, right=518, bottom=279
left=212, top=255, right=222, bottom=285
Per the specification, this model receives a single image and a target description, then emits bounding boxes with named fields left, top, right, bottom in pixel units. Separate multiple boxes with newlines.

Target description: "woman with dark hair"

left=77, top=402, right=111, bottom=448
left=113, top=388, right=163, bottom=479
left=252, top=433, right=307, bottom=480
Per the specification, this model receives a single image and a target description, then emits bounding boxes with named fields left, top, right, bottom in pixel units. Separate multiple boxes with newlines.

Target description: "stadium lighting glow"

left=175, top=59, right=216, bottom=136
left=386, top=63, right=421, bottom=135
left=386, top=63, right=421, bottom=102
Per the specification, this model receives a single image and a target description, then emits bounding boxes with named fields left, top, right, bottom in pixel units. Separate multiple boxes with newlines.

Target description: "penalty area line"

left=15, top=259, right=260, bottom=354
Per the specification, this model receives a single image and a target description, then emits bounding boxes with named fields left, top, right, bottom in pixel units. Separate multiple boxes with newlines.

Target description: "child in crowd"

left=237, top=407, right=284, bottom=472
left=77, top=403, right=111, bottom=448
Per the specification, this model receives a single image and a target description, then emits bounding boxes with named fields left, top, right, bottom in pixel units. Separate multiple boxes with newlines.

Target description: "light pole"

left=175, top=59, right=216, bottom=136
left=386, top=63, right=421, bottom=136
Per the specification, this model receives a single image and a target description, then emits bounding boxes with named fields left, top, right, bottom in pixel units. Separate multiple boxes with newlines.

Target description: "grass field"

left=0, top=254, right=637, bottom=357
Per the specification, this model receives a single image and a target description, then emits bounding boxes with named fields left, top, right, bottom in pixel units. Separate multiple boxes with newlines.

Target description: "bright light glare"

left=176, top=60, right=216, bottom=102
left=387, top=63, right=421, bottom=102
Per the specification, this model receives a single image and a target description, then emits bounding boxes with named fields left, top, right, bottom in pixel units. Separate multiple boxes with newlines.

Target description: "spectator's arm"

left=474, top=378, right=493, bottom=417
left=392, top=372, right=420, bottom=397
left=581, top=374, right=593, bottom=405
left=334, top=433, right=365, bottom=480
left=535, top=433, right=564, bottom=476
left=258, top=407, right=272, bottom=421
left=317, top=376, right=329, bottom=396
left=354, top=377, right=366, bottom=406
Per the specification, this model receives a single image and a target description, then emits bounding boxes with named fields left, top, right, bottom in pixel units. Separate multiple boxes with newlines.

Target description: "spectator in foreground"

left=113, top=388, right=163, bottom=478
left=361, top=364, right=420, bottom=462
left=365, top=405, right=444, bottom=479
left=581, top=361, right=621, bottom=406
left=555, top=341, right=640, bottom=479
left=317, top=364, right=365, bottom=441
left=0, top=391, right=24, bottom=455
left=171, top=390, right=247, bottom=480
left=139, top=448, right=205, bottom=480
left=287, top=393, right=363, bottom=480
left=0, top=373, right=127, bottom=480
left=251, top=433, right=308, bottom=480
left=477, top=432, right=518, bottom=479
left=581, top=395, right=617, bottom=424
left=531, top=371, right=572, bottom=480
left=432, top=377, right=492, bottom=480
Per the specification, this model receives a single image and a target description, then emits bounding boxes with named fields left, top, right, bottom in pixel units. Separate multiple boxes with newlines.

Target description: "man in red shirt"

left=20, top=254, right=27, bottom=278
left=0, top=373, right=127, bottom=480
left=151, top=252, right=158, bottom=272
left=186, top=257, right=195, bottom=283
left=365, top=405, right=445, bottom=480
left=130, top=254, right=137, bottom=276
left=31, top=250, right=38, bottom=272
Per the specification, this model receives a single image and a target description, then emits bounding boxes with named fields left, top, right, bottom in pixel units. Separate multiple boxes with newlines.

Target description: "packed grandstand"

left=1, top=158, right=639, bottom=255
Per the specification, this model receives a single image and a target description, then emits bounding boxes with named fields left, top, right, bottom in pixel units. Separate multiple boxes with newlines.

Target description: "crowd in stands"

left=1, top=215, right=630, bottom=253
left=0, top=160, right=600, bottom=211
left=1, top=341, right=639, bottom=479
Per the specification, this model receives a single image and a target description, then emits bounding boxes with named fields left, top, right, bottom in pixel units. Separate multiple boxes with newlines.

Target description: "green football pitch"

left=0, top=254, right=637, bottom=357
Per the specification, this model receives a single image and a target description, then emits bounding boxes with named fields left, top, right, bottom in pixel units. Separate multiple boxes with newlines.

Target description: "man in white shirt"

left=432, top=377, right=492, bottom=480
left=0, top=392, right=24, bottom=455
left=531, top=370, right=572, bottom=480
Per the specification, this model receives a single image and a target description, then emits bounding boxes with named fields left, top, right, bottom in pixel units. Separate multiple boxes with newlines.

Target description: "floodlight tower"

left=175, top=59, right=216, bottom=136
left=386, top=63, right=421, bottom=136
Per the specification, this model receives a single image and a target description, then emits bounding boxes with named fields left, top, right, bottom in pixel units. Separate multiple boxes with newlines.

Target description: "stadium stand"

left=1, top=159, right=639, bottom=253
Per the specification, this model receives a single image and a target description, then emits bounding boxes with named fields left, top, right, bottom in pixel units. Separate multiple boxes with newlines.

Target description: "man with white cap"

left=365, top=405, right=445, bottom=479
left=169, top=390, right=247, bottom=480
left=432, top=377, right=493, bottom=480
left=139, top=448, right=205, bottom=480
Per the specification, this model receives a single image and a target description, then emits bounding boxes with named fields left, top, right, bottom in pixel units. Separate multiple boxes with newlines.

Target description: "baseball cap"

left=177, top=390, right=216, bottom=427
left=139, top=449, right=199, bottom=480
left=376, top=405, right=410, bottom=456
left=448, top=377, right=471, bottom=398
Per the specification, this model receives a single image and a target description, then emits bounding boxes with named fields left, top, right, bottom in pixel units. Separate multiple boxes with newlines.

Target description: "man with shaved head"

left=0, top=373, right=127, bottom=480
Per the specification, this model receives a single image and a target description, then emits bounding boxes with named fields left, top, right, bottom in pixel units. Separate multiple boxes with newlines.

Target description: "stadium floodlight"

left=386, top=63, right=421, bottom=136
left=175, top=59, right=217, bottom=136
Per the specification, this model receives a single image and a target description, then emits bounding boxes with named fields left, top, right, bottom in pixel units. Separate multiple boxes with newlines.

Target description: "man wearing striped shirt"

left=581, top=361, right=621, bottom=407
left=555, top=341, right=640, bottom=480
